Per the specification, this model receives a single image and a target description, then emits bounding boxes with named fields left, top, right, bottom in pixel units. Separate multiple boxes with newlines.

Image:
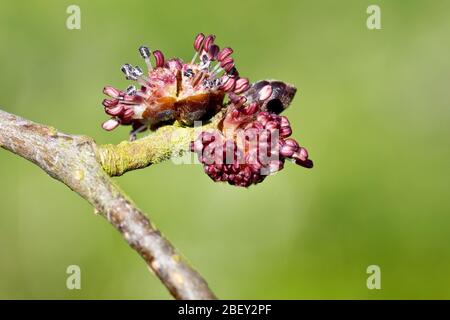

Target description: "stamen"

left=121, top=63, right=133, bottom=76
left=199, top=52, right=211, bottom=70
left=105, top=104, right=124, bottom=116
left=102, top=118, right=120, bottom=131
left=228, top=67, right=239, bottom=78
left=221, top=61, right=235, bottom=73
left=138, top=46, right=151, bottom=59
left=103, top=86, right=121, bottom=98
left=208, top=44, right=220, bottom=60
left=212, top=78, right=222, bottom=88
left=191, top=52, right=199, bottom=65
left=231, top=108, right=240, bottom=119
left=215, top=56, right=234, bottom=74
left=284, top=138, right=299, bottom=149
left=183, top=68, right=194, bottom=78
left=193, top=33, right=205, bottom=52
left=192, top=71, right=205, bottom=88
left=210, top=57, right=234, bottom=77
left=244, top=102, right=259, bottom=115
left=210, top=63, right=222, bottom=74
left=102, top=98, right=119, bottom=108
left=138, top=46, right=153, bottom=70
left=227, top=92, right=242, bottom=104
left=203, top=34, right=216, bottom=53
left=126, top=85, right=137, bottom=96
left=153, top=50, right=165, bottom=68
left=132, top=66, right=143, bottom=76
left=219, top=76, right=236, bottom=92
left=220, top=56, right=233, bottom=68
left=135, top=90, right=148, bottom=99
left=128, top=65, right=151, bottom=85
left=280, top=116, right=290, bottom=128
left=197, top=73, right=207, bottom=88
left=218, top=47, right=233, bottom=62
left=234, top=77, right=250, bottom=94
left=280, top=126, right=292, bottom=138
left=122, top=108, right=135, bottom=121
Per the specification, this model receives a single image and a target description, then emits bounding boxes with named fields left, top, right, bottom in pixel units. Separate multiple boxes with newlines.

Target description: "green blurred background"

left=0, top=0, right=449, bottom=299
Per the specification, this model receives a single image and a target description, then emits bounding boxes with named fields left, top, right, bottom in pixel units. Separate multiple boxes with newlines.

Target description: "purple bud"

left=280, top=126, right=292, bottom=138
left=299, top=147, right=309, bottom=160
left=280, top=116, right=290, bottom=128
left=284, top=138, right=299, bottom=149
left=265, top=120, right=279, bottom=131
left=293, top=155, right=313, bottom=168
left=280, top=143, right=296, bottom=157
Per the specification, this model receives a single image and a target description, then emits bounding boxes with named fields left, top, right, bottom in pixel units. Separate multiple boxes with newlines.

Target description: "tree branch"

left=97, top=110, right=224, bottom=177
left=0, top=108, right=217, bottom=300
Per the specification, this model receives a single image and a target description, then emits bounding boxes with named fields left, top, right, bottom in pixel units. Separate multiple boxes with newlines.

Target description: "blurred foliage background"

left=0, top=0, right=449, bottom=299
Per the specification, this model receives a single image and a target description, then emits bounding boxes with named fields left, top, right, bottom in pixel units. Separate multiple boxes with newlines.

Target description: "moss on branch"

left=96, top=110, right=224, bottom=177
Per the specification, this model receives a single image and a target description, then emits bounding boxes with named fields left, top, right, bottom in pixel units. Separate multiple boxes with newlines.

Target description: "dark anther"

left=138, top=46, right=151, bottom=59
left=183, top=68, right=194, bottom=78
left=266, top=99, right=285, bottom=114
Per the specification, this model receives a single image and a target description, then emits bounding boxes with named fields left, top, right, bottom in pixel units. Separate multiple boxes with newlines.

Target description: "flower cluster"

left=191, top=82, right=313, bottom=187
left=101, top=33, right=250, bottom=139
left=101, top=33, right=313, bottom=187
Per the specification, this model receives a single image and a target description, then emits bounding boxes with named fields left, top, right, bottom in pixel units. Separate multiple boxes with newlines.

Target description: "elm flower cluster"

left=191, top=80, right=313, bottom=187
left=100, top=33, right=313, bottom=187
left=101, top=33, right=250, bottom=139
